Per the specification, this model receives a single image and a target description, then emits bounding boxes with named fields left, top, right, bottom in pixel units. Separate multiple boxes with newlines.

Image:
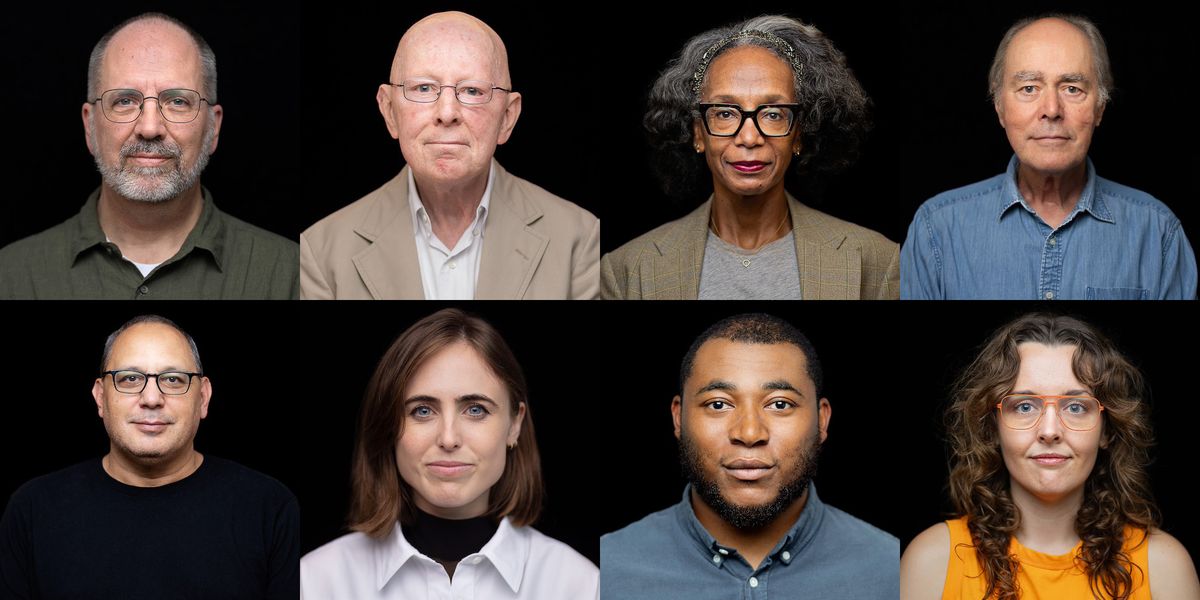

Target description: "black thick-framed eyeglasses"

left=697, top=103, right=802, bottom=137
left=90, top=88, right=212, bottom=123
left=101, top=370, right=202, bottom=395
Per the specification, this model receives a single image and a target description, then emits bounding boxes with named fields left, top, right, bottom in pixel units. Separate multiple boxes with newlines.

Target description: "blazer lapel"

left=648, top=200, right=711, bottom=300
left=475, top=162, right=548, bottom=299
left=350, top=169, right=425, bottom=299
left=789, top=196, right=861, bottom=300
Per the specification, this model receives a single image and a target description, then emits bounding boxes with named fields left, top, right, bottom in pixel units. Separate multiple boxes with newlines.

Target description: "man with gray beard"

left=600, top=313, right=898, bottom=600
left=0, top=12, right=297, bottom=299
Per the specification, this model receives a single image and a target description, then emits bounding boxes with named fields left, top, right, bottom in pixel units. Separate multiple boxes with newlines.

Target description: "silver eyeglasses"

left=101, top=370, right=202, bottom=395
left=91, top=88, right=211, bottom=124
left=389, top=79, right=512, bottom=105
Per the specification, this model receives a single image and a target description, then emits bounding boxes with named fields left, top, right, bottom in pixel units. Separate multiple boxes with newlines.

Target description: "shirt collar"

left=377, top=516, right=528, bottom=593
left=998, top=155, right=1113, bottom=224
left=407, top=162, right=495, bottom=241
left=673, top=482, right=824, bottom=569
left=69, top=187, right=227, bottom=271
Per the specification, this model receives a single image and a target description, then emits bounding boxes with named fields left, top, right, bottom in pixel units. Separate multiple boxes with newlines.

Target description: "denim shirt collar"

left=673, top=482, right=823, bottom=570
left=998, top=155, right=1114, bottom=226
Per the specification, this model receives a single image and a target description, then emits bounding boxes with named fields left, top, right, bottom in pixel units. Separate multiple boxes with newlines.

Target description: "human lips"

left=126, top=153, right=173, bottom=166
left=723, top=458, right=775, bottom=481
left=729, top=161, right=768, bottom=173
left=1030, top=453, right=1070, bottom=465
left=427, top=461, right=474, bottom=477
left=131, top=419, right=172, bottom=434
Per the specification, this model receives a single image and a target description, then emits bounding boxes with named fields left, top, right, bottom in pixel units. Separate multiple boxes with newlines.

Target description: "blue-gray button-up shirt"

left=599, top=484, right=898, bottom=600
left=900, top=156, right=1197, bottom=299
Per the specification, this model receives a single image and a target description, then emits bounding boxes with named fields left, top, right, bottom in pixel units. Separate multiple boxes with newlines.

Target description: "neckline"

left=1011, top=534, right=1084, bottom=570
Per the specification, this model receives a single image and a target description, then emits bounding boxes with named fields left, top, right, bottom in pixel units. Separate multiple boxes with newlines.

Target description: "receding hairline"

left=104, top=16, right=204, bottom=67
left=998, top=17, right=1097, bottom=88
left=390, top=11, right=511, bottom=86
left=104, top=321, right=198, bottom=371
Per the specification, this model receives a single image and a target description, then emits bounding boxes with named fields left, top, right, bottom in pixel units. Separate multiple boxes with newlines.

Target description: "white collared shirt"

left=301, top=517, right=598, bottom=600
left=408, top=164, right=494, bottom=300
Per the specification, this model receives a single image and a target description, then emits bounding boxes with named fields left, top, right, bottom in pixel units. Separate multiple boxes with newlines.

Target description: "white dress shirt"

left=408, top=165, right=494, bottom=300
left=301, top=517, right=598, bottom=600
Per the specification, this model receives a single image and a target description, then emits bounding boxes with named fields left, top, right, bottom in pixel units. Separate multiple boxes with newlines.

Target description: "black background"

left=3, top=2, right=1197, bottom=255
left=1, top=301, right=1196, bottom=566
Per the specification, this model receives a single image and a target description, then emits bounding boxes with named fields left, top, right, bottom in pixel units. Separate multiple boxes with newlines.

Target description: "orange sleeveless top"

left=941, top=517, right=1150, bottom=600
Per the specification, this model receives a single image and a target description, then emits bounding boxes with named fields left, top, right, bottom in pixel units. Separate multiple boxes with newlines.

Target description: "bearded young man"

left=600, top=313, right=898, bottom=599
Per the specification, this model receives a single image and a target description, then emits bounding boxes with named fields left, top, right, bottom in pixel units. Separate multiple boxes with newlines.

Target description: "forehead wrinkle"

left=392, top=11, right=510, bottom=86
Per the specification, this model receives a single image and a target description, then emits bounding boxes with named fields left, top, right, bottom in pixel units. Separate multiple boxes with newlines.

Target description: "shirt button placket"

left=1039, top=230, right=1063, bottom=300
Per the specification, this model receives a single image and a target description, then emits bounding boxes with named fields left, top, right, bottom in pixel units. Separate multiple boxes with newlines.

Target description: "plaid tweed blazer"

left=600, top=195, right=899, bottom=300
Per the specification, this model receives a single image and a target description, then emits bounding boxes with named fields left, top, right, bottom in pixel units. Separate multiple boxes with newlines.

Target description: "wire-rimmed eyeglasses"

left=90, top=88, right=212, bottom=124
left=101, top=370, right=202, bottom=395
left=388, top=79, right=512, bottom=105
left=995, top=395, right=1106, bottom=431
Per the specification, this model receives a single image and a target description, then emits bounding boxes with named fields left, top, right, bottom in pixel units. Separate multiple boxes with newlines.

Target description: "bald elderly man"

left=300, top=12, right=600, bottom=300
left=0, top=12, right=299, bottom=299
left=901, top=14, right=1197, bottom=300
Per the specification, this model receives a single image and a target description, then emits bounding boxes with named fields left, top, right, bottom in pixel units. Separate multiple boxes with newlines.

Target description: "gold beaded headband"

left=691, top=29, right=806, bottom=95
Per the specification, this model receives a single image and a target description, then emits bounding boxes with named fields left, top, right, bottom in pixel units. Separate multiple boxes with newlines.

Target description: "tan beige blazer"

left=300, top=161, right=599, bottom=299
left=600, top=195, right=899, bottom=300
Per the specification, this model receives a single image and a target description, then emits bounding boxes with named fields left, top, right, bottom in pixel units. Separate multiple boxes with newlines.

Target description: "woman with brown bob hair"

left=301, top=308, right=598, bottom=599
left=900, top=313, right=1199, bottom=600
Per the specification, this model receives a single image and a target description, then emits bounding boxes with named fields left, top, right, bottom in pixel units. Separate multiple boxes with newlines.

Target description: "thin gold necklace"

left=709, top=209, right=791, bottom=267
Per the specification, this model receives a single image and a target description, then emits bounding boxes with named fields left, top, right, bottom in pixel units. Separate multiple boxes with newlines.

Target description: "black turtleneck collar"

left=401, top=509, right=501, bottom=562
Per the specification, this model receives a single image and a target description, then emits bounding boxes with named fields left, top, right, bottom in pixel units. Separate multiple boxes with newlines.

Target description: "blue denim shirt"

left=901, top=156, right=1197, bottom=299
left=599, top=484, right=898, bottom=600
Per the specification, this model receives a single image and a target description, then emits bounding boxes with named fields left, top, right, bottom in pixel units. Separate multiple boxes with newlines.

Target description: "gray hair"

left=645, top=14, right=871, bottom=200
left=87, top=12, right=218, bottom=102
left=101, top=315, right=203, bottom=374
left=988, top=14, right=1113, bottom=107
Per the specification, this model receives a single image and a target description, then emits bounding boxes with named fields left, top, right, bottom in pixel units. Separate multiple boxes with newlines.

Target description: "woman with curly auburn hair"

left=900, top=313, right=1200, bottom=600
left=600, top=14, right=899, bottom=300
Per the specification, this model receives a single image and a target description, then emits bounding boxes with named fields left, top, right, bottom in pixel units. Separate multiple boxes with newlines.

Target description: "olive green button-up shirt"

left=0, top=188, right=298, bottom=299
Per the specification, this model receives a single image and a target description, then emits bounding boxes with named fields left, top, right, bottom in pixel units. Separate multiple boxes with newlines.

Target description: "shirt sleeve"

left=266, top=496, right=301, bottom=600
left=1159, top=219, right=1198, bottom=300
left=900, top=204, right=944, bottom=300
left=299, top=233, right=335, bottom=300
left=572, top=216, right=601, bottom=300
left=0, top=491, right=34, bottom=600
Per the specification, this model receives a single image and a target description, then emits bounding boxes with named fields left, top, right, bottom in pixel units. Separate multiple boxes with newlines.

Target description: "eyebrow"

left=107, top=365, right=192, bottom=373
left=696, top=380, right=736, bottom=394
left=708, top=95, right=792, bottom=105
left=1058, top=73, right=1090, bottom=84
left=403, top=393, right=499, bottom=406
left=1010, top=389, right=1093, bottom=396
left=1012, top=71, right=1044, bottom=82
left=762, top=380, right=803, bottom=396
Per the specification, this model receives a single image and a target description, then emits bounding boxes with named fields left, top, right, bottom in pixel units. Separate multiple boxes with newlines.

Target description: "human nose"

left=1036, top=401, right=1063, bottom=443
left=437, top=414, right=462, bottom=450
left=132, top=97, right=167, bottom=139
left=433, top=86, right=462, bottom=125
left=138, top=376, right=166, bottom=408
left=729, top=406, right=768, bottom=447
left=733, top=113, right=765, bottom=146
left=1039, top=90, right=1062, bottom=121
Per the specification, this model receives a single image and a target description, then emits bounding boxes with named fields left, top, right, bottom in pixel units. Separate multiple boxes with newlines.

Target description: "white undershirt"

left=106, top=237, right=160, bottom=278
left=408, top=164, right=494, bottom=300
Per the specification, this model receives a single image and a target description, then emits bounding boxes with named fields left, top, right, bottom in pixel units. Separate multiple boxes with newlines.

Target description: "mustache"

left=120, top=139, right=182, bottom=161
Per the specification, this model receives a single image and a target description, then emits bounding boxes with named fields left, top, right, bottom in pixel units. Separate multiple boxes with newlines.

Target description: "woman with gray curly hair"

left=600, top=15, right=899, bottom=300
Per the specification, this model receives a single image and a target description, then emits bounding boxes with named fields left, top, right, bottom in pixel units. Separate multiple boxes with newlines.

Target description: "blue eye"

left=411, top=405, right=433, bottom=418
left=465, top=404, right=489, bottom=417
